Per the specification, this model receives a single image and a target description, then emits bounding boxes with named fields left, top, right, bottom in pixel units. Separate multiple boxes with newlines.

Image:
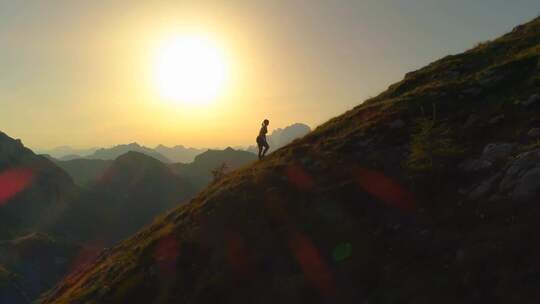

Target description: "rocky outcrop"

left=460, top=142, right=517, bottom=172
left=468, top=149, right=540, bottom=201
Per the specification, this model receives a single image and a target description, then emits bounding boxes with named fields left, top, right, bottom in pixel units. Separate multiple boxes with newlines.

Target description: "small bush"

left=407, top=106, right=464, bottom=171
left=211, top=163, right=229, bottom=181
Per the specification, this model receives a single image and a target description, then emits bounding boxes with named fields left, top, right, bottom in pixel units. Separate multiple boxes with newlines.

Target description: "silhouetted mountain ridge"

left=87, top=143, right=170, bottom=163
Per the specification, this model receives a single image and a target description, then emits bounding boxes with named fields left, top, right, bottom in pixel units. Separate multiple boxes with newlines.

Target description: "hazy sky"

left=1, top=1, right=539, bottom=150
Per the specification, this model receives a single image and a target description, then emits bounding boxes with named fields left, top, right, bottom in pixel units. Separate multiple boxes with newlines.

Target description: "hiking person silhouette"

left=257, top=119, right=270, bottom=160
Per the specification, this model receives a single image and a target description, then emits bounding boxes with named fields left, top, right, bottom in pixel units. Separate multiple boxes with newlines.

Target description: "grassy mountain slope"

left=43, top=17, right=540, bottom=304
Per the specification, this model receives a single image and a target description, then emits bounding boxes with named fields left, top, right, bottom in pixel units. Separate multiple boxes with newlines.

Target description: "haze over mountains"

left=40, top=16, right=540, bottom=304
left=38, top=122, right=310, bottom=164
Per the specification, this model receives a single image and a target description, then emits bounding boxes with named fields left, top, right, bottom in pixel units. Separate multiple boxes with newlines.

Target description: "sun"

left=153, top=34, right=230, bottom=105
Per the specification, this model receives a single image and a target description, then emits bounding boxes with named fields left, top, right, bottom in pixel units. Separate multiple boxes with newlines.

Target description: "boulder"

left=468, top=173, right=502, bottom=201
left=468, top=149, right=540, bottom=201
left=512, top=167, right=540, bottom=201
left=528, top=128, right=540, bottom=138
left=522, top=94, right=540, bottom=106
left=488, top=115, right=505, bottom=125
left=459, top=158, right=492, bottom=172
left=482, top=142, right=517, bottom=161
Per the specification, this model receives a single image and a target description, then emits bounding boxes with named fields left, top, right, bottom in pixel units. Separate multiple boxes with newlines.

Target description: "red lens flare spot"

left=356, top=168, right=416, bottom=210
left=154, top=235, right=180, bottom=274
left=289, top=232, right=335, bottom=297
left=0, top=167, right=35, bottom=206
left=286, top=165, right=314, bottom=190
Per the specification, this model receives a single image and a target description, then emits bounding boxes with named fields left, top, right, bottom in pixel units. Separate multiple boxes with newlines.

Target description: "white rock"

left=522, top=94, right=540, bottom=106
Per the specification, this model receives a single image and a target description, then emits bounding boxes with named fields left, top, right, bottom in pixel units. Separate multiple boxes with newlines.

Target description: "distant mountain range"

left=87, top=143, right=171, bottom=163
left=39, top=123, right=310, bottom=163
left=154, top=144, right=206, bottom=163
left=38, top=146, right=97, bottom=160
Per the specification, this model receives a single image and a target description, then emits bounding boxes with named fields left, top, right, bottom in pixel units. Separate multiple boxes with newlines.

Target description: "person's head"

left=263, top=119, right=269, bottom=126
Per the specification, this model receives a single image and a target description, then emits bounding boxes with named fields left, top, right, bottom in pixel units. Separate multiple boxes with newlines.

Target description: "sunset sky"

left=1, top=0, right=539, bottom=150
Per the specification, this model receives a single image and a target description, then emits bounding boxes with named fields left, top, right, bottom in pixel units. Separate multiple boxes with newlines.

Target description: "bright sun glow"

left=154, top=34, right=230, bottom=105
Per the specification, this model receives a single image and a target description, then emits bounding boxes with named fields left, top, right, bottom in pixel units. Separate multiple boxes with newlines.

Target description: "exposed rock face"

left=488, top=114, right=505, bottom=125
left=522, top=93, right=540, bottom=106
left=482, top=143, right=518, bottom=161
left=460, top=142, right=517, bottom=172
left=500, top=149, right=540, bottom=201
left=468, top=149, right=540, bottom=202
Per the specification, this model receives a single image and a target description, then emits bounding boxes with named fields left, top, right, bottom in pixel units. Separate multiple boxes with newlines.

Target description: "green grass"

left=521, top=140, right=540, bottom=152
left=406, top=106, right=464, bottom=171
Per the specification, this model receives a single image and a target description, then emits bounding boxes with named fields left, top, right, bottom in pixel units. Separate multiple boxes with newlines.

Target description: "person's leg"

left=262, top=143, right=269, bottom=158
left=258, top=144, right=263, bottom=160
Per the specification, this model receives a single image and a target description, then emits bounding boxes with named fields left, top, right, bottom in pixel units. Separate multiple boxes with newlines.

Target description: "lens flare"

left=0, top=167, right=34, bottom=206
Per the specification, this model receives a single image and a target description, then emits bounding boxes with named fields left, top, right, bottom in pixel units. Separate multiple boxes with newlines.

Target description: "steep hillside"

left=49, top=152, right=196, bottom=244
left=43, top=17, right=540, bottom=304
left=0, top=132, right=76, bottom=237
left=87, top=143, right=170, bottom=163
left=170, top=147, right=257, bottom=189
